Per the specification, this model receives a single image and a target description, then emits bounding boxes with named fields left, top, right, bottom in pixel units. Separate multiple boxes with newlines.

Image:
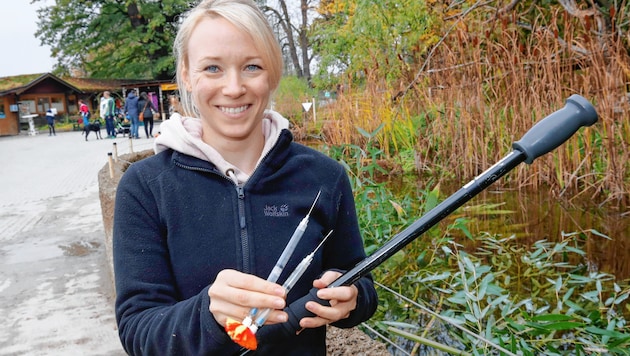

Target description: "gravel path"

left=0, top=131, right=152, bottom=355
left=0, top=129, right=390, bottom=355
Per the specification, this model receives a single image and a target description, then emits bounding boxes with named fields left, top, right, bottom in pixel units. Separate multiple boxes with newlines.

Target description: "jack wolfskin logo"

left=264, top=204, right=289, bottom=217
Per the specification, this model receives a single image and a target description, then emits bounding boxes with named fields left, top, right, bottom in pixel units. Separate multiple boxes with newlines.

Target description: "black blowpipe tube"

left=252, top=94, right=598, bottom=350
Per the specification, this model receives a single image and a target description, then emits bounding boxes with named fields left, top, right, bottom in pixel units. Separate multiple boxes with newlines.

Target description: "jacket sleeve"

left=325, top=168, right=378, bottom=328
left=253, top=162, right=378, bottom=345
left=113, top=164, right=242, bottom=355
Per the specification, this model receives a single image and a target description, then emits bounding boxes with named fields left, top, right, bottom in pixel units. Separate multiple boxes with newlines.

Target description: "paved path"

left=0, top=130, right=155, bottom=355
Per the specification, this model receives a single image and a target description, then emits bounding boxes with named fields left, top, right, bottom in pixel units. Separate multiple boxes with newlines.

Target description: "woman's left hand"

left=299, top=270, right=358, bottom=328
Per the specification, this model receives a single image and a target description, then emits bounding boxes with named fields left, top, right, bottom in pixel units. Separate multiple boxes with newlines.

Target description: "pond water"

left=373, top=179, right=630, bottom=355
left=429, top=184, right=630, bottom=280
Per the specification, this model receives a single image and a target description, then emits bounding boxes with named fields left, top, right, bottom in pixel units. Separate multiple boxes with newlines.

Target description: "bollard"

left=129, top=136, right=134, bottom=153
left=113, top=142, right=118, bottom=162
left=107, top=152, right=115, bottom=179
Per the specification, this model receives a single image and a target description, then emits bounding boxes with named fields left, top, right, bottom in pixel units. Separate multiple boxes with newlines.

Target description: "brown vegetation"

left=313, top=12, right=630, bottom=208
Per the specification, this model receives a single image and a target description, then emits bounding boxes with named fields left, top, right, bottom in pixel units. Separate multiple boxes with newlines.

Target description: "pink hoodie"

left=155, top=110, right=290, bottom=184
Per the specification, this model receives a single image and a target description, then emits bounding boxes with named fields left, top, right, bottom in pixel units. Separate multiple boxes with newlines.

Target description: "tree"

left=260, top=0, right=318, bottom=82
left=33, top=0, right=189, bottom=79
left=35, top=0, right=319, bottom=82
left=310, top=0, right=442, bottom=88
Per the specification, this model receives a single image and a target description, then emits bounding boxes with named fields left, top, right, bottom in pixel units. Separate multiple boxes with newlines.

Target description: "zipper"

left=175, top=160, right=252, bottom=273
left=167, top=130, right=291, bottom=292
left=236, top=185, right=250, bottom=273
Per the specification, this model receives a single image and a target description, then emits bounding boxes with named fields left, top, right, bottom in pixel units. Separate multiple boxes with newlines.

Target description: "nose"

left=222, top=70, right=246, bottom=97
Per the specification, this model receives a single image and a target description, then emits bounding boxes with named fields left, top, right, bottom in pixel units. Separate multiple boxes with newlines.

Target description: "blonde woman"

left=113, top=1, right=377, bottom=354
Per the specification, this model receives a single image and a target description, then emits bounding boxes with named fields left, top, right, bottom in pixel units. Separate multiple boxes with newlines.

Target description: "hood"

left=154, top=110, right=290, bottom=184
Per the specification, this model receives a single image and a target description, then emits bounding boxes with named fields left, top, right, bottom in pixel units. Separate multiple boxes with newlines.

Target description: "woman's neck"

left=204, top=133, right=265, bottom=176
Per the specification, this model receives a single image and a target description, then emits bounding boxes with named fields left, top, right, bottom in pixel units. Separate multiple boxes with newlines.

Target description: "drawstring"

left=225, top=168, right=239, bottom=185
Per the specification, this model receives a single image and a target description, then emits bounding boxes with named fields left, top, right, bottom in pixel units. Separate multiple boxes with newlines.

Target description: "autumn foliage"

left=307, top=0, right=630, bottom=207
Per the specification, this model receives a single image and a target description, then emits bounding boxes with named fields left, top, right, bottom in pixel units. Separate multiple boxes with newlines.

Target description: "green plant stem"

left=376, top=282, right=518, bottom=356
left=387, top=326, right=472, bottom=355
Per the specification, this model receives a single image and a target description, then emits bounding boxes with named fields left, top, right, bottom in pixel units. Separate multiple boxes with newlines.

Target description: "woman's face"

left=182, top=16, right=271, bottom=147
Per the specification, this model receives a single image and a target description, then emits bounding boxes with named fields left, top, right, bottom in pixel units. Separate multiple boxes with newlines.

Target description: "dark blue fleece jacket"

left=113, top=129, right=378, bottom=355
left=124, top=92, right=139, bottom=117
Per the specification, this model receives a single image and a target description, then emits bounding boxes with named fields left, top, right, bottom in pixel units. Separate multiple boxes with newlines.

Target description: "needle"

left=242, top=190, right=322, bottom=327
left=249, top=230, right=333, bottom=333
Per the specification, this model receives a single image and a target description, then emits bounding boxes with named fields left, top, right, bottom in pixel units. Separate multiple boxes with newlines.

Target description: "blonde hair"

left=173, top=0, right=283, bottom=117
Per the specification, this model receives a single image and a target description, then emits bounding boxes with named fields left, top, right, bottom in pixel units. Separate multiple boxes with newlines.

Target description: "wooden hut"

left=0, top=73, right=152, bottom=136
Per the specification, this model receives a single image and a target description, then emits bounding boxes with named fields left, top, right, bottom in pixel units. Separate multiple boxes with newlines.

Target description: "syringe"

left=249, top=230, right=333, bottom=333
left=242, top=190, right=322, bottom=327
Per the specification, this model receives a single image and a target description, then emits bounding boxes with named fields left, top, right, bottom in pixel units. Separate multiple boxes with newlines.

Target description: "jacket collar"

left=169, top=129, right=295, bottom=182
left=155, top=110, right=290, bottom=184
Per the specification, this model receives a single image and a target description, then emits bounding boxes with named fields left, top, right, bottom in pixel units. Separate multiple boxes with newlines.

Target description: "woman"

left=113, top=1, right=377, bottom=355
left=137, top=92, right=158, bottom=138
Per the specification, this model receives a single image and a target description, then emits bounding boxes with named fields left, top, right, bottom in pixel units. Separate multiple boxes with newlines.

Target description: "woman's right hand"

left=208, top=269, right=288, bottom=327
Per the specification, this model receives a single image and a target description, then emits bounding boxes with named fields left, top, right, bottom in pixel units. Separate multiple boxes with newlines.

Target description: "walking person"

left=46, top=109, right=56, bottom=136
left=101, top=91, right=116, bottom=138
left=112, top=1, right=378, bottom=355
left=124, top=90, right=140, bottom=139
left=79, top=99, right=91, bottom=127
left=137, top=92, right=158, bottom=138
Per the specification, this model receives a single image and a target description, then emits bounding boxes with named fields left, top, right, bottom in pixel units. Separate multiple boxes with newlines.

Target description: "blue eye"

left=245, top=64, right=262, bottom=72
left=205, top=65, right=220, bottom=73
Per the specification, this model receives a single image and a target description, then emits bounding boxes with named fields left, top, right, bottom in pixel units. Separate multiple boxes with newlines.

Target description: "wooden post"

left=107, top=152, right=115, bottom=179
left=112, top=142, right=118, bottom=162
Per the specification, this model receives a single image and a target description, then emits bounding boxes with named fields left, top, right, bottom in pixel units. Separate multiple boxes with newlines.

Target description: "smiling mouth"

left=220, top=105, right=249, bottom=114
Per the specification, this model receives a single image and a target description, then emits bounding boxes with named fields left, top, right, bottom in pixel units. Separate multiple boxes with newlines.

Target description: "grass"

left=35, top=115, right=83, bottom=133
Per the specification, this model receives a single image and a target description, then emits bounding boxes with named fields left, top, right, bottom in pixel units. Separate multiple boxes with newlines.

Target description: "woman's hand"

left=208, top=269, right=288, bottom=326
left=299, top=270, right=358, bottom=329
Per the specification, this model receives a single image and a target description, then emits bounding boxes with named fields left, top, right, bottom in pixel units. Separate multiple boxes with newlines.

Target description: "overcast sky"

left=0, top=1, right=56, bottom=77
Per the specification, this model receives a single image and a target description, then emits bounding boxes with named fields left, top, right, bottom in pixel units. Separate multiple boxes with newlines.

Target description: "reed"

left=341, top=157, right=630, bottom=354
left=307, top=10, right=630, bottom=207
left=302, top=5, right=630, bottom=353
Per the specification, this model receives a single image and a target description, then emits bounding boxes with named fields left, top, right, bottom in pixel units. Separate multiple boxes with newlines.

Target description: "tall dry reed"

left=314, top=11, right=630, bottom=208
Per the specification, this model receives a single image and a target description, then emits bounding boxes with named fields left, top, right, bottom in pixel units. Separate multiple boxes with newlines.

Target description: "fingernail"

left=277, top=313, right=288, bottom=322
left=273, top=299, right=284, bottom=309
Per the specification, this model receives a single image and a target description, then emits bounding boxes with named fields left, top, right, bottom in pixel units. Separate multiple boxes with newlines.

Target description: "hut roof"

left=0, top=72, right=159, bottom=96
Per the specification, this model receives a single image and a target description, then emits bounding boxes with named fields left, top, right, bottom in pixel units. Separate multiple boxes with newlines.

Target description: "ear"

left=180, top=63, right=193, bottom=92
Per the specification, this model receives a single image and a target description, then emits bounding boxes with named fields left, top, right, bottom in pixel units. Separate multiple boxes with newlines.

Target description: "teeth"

left=221, top=105, right=248, bottom=114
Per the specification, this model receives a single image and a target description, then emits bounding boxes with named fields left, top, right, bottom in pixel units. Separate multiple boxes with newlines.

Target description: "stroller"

left=114, top=108, right=130, bottom=137
left=116, top=118, right=131, bottom=137
left=115, top=118, right=131, bottom=137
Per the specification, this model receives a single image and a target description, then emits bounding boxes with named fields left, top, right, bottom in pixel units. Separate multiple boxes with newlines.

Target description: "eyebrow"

left=202, top=55, right=264, bottom=62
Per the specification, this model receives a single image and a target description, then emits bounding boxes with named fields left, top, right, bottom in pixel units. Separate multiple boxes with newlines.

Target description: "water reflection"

left=387, top=174, right=630, bottom=280
left=440, top=186, right=630, bottom=280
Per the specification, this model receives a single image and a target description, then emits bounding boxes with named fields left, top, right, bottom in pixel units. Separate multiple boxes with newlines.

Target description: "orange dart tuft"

left=225, top=318, right=257, bottom=350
